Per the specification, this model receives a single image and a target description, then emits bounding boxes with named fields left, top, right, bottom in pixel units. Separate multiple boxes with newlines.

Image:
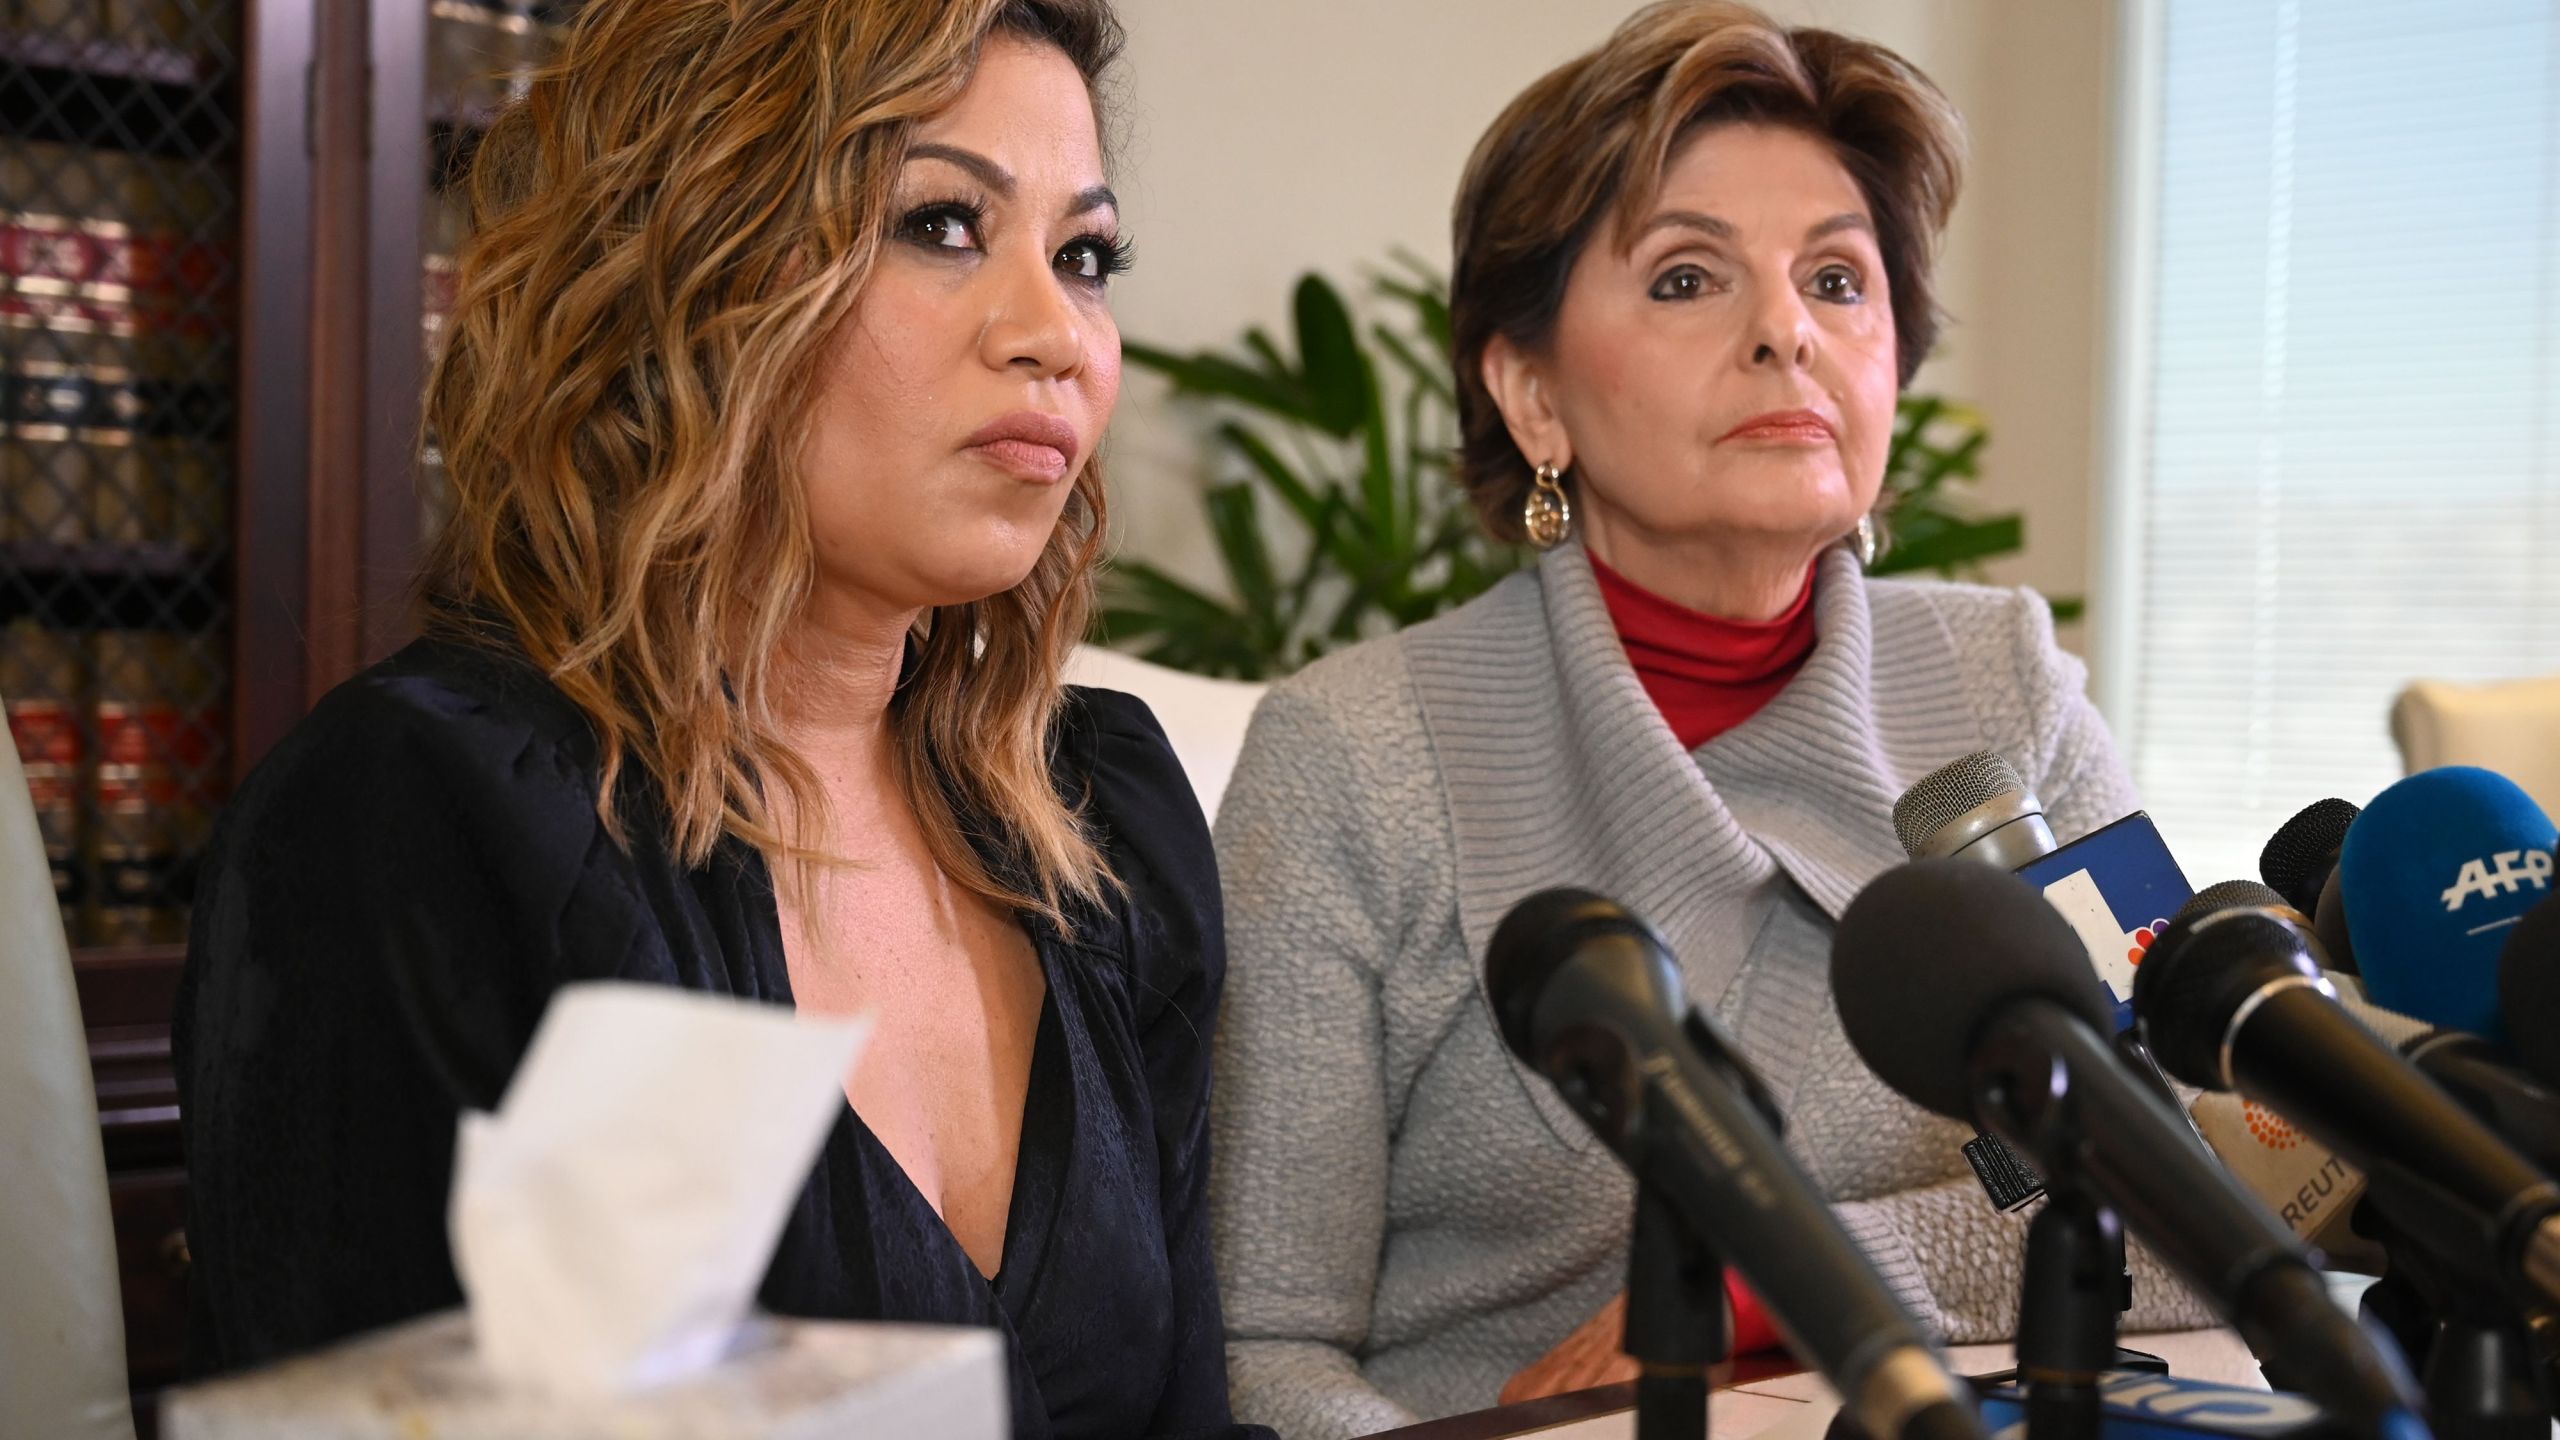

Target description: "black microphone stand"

left=2359, top=1193, right=2553, bottom=1440
left=2529, top=1308, right=2560, bottom=1423
left=2013, top=1173, right=2127, bottom=1440
left=1971, top=1027, right=2144, bottom=1440
left=1624, top=1180, right=1729, bottom=1440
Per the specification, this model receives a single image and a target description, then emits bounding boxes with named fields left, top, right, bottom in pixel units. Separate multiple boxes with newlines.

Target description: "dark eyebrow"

left=908, top=142, right=1014, bottom=196
left=1633, top=209, right=1877, bottom=246
left=907, top=143, right=1117, bottom=222
left=1806, top=211, right=1875, bottom=243
left=1638, top=208, right=1735, bottom=241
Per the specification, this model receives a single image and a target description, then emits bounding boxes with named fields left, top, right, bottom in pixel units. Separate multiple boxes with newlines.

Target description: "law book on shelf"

left=17, top=0, right=210, bottom=57
left=105, top=0, right=199, bottom=56
left=3, top=618, right=86, bottom=936
left=15, top=0, right=109, bottom=49
left=4, top=136, right=232, bottom=555
left=91, top=626, right=217, bottom=945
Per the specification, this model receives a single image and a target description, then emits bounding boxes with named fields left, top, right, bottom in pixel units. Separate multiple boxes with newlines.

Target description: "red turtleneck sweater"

left=1587, top=552, right=1817, bottom=1355
left=1589, top=553, right=1819, bottom=750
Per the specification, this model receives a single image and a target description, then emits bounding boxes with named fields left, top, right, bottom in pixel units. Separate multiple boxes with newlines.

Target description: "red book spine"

left=92, top=629, right=215, bottom=944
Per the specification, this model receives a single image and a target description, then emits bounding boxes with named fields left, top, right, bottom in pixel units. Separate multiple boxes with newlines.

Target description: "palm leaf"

left=1122, top=342, right=1319, bottom=426
left=1219, top=421, right=1329, bottom=532
left=1292, top=274, right=1370, bottom=438
left=1203, top=482, right=1280, bottom=629
left=1372, top=323, right=1455, bottom=405
left=1871, top=514, right=2023, bottom=574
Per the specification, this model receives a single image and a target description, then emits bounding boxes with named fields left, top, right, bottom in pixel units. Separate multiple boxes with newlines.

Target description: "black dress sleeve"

left=1068, top=688, right=1273, bottom=1440
left=174, top=646, right=646, bottom=1374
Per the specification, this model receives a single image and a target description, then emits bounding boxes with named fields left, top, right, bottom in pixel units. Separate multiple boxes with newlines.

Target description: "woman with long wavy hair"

left=173, top=3, right=1264, bottom=1434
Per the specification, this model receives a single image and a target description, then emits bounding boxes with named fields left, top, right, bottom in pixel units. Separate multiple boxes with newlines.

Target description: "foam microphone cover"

left=2503, top=891, right=2560, bottom=1087
left=2178, top=878, right=2293, bottom=927
left=2259, top=798, right=2358, bottom=915
left=1833, top=858, right=2115, bottom=1121
left=1484, top=887, right=1660, bottom=1060
left=2341, top=766, right=2557, bottom=1047
left=2131, top=903, right=2325, bottom=1091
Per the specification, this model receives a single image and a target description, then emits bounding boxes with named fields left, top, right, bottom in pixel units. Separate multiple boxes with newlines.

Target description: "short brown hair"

left=424, top=0, right=1124, bottom=931
left=1449, top=0, right=1964, bottom=541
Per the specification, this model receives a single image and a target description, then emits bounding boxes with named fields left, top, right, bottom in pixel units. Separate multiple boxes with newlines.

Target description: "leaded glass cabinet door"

left=3, top=0, right=243, bottom=948
left=419, top=1, right=573, bottom=538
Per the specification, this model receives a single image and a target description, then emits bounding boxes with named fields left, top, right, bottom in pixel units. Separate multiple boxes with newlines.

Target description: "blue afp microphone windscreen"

left=2341, top=765, right=2557, bottom=1048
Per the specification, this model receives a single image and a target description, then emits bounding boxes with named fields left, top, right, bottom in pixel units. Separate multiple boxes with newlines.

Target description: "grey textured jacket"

left=1206, top=542, right=2213, bottom=1439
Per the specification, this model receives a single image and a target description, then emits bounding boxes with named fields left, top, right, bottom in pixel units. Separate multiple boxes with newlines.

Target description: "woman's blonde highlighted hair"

left=422, top=0, right=1124, bottom=930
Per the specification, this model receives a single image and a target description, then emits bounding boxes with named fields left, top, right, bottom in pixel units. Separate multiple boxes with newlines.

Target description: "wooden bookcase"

left=3, top=1, right=568, bottom=1428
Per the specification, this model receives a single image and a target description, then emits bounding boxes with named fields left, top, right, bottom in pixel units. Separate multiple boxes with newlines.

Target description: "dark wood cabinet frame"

left=236, top=0, right=431, bottom=764
left=91, top=0, right=443, bottom=1426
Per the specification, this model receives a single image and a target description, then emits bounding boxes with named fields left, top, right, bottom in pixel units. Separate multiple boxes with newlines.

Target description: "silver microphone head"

left=1891, top=751, right=2057, bottom=868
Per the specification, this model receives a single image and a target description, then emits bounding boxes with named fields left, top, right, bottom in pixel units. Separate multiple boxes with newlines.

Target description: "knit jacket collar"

left=1401, top=540, right=1967, bottom=1084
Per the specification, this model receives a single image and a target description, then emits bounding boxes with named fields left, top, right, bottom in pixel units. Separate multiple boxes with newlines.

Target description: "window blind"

left=2124, top=0, right=2560, bottom=885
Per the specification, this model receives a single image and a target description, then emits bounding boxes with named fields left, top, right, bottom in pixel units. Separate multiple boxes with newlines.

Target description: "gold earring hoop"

left=1523, top=462, right=1573, bottom=549
left=1854, top=512, right=1880, bottom=568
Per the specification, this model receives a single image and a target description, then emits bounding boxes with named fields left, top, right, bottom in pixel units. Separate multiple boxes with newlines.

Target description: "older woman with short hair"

left=1207, top=5, right=2209, bottom=1436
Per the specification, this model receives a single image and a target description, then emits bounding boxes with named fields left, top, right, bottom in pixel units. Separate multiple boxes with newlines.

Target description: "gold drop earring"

left=1523, top=461, right=1573, bottom=549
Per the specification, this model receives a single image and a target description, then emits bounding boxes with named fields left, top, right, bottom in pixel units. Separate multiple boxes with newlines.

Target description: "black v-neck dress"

left=173, top=637, right=1270, bottom=1439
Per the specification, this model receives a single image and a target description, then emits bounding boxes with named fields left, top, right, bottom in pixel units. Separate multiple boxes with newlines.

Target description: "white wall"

left=1104, top=0, right=2119, bottom=658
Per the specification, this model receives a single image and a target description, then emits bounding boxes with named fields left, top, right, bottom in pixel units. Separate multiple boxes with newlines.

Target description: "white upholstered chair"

left=1063, top=645, right=1269, bottom=827
left=2390, top=674, right=2560, bottom=818
left=0, top=708, right=138, bottom=1438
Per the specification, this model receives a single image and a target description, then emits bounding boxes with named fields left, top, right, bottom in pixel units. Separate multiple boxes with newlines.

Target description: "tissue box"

left=162, top=1310, right=1007, bottom=1440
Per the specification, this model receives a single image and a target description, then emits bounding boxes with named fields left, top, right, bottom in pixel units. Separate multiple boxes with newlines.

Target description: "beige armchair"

left=1063, top=645, right=1270, bottom=828
left=0, top=719, right=137, bottom=1439
left=2390, top=674, right=2560, bottom=818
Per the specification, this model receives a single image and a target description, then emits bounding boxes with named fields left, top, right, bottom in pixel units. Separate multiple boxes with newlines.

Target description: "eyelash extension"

left=1068, top=231, right=1138, bottom=280
left=893, top=195, right=988, bottom=245
left=894, top=198, right=1135, bottom=282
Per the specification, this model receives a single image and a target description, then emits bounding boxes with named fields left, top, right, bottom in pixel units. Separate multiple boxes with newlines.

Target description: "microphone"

left=2241, top=871, right=2560, bottom=1178
left=1899, top=765, right=2377, bottom=1265
left=2179, top=882, right=2560, bottom=1422
left=2259, top=799, right=2361, bottom=975
left=2501, top=893, right=2560, bottom=1088
left=2173, top=883, right=2514, bottom=1271
left=1891, top=752, right=2200, bottom=1210
left=2404, top=1030, right=2560, bottom=1175
left=2131, top=895, right=2560, bottom=1309
left=1891, top=752, right=2191, bottom=1024
left=1893, top=751, right=2058, bottom=869
left=1833, top=860, right=2426, bottom=1437
left=2337, top=767, right=2557, bottom=1050
left=2259, top=857, right=2560, bottom=1169
left=1486, top=889, right=1984, bottom=1440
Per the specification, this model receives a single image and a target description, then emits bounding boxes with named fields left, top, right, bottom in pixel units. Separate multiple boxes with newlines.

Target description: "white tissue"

left=448, top=981, right=869, bottom=1400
